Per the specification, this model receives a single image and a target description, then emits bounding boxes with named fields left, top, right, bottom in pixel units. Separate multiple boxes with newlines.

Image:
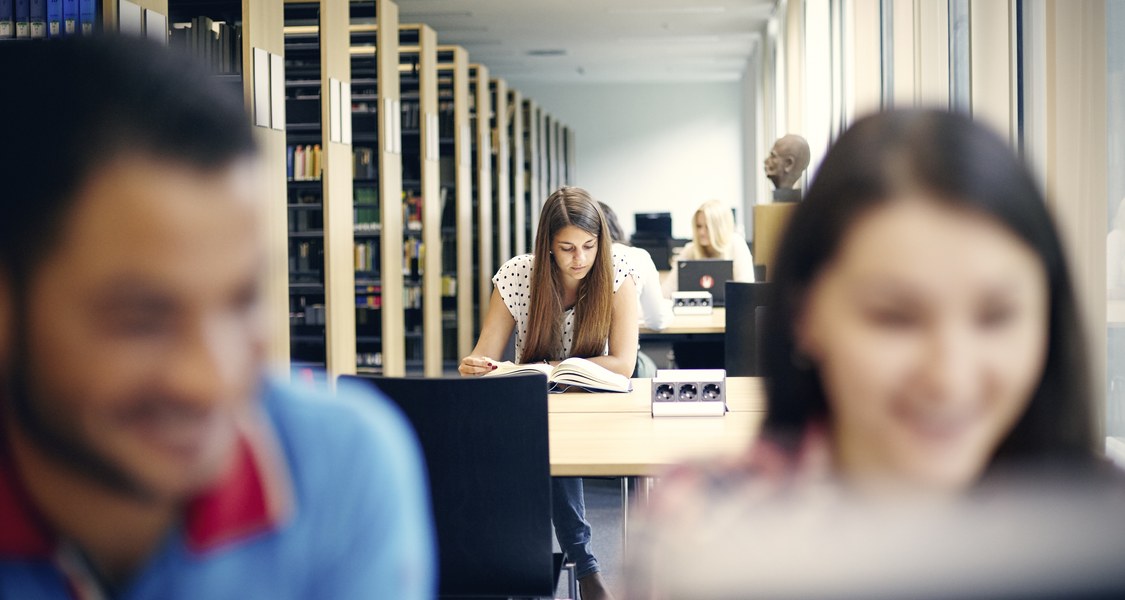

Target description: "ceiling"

left=392, top=0, right=777, bottom=84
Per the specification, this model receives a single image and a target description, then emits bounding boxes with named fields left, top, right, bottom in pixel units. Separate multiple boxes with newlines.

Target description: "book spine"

left=44, top=0, right=57, bottom=37
left=294, top=146, right=305, bottom=181
left=77, top=0, right=91, bottom=34
left=60, top=0, right=73, bottom=34
left=28, top=0, right=43, bottom=38
left=14, top=0, right=27, bottom=39
left=0, top=0, right=14, bottom=39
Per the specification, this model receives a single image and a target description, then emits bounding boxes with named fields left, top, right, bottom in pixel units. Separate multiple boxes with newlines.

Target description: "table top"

left=549, top=411, right=763, bottom=477
left=547, top=376, right=766, bottom=414
left=547, top=376, right=767, bottom=477
left=641, top=307, right=725, bottom=335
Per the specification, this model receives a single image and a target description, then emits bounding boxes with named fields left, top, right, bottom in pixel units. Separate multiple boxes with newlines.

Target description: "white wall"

left=511, top=81, right=744, bottom=241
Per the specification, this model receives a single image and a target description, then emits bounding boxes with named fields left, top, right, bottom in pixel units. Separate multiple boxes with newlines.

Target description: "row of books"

left=356, top=284, right=423, bottom=311
left=287, top=144, right=323, bottom=182
left=357, top=285, right=382, bottom=309
left=169, top=16, right=242, bottom=75
left=354, top=147, right=377, bottom=180
left=354, top=187, right=379, bottom=229
left=403, top=191, right=422, bottom=231
left=1, top=0, right=95, bottom=39
left=357, top=351, right=383, bottom=368
left=291, top=303, right=326, bottom=326
left=354, top=237, right=426, bottom=279
left=354, top=239, right=379, bottom=273
left=290, top=241, right=321, bottom=275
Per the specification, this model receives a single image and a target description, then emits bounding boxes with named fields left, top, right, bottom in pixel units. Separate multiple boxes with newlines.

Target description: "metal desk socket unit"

left=671, top=291, right=713, bottom=315
left=651, top=369, right=727, bottom=417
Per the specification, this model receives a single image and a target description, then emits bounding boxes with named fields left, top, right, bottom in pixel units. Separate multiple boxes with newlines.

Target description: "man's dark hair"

left=598, top=201, right=628, bottom=244
left=0, top=36, right=257, bottom=288
left=761, top=109, right=1096, bottom=471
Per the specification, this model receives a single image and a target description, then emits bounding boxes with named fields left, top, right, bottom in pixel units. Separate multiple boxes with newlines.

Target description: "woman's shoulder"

left=495, top=253, right=535, bottom=276
left=610, top=247, right=639, bottom=289
left=646, top=426, right=833, bottom=517
left=493, top=254, right=535, bottom=304
left=677, top=242, right=700, bottom=259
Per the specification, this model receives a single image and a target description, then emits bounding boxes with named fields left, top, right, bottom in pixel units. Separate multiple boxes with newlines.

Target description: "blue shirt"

left=0, top=378, right=436, bottom=599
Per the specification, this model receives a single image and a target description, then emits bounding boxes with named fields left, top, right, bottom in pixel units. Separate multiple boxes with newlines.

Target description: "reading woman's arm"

left=459, top=288, right=516, bottom=376
left=583, top=275, right=639, bottom=377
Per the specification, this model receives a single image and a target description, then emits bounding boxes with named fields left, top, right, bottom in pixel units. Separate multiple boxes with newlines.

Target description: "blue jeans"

left=552, top=477, right=598, bottom=578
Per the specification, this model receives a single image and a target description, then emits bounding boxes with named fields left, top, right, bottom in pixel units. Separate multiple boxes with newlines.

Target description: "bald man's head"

left=764, top=134, right=811, bottom=189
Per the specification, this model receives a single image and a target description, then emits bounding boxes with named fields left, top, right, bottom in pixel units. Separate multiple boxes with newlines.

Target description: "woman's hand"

left=459, top=355, right=498, bottom=376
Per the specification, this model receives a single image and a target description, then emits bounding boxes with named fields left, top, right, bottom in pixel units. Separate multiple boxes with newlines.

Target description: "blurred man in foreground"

left=0, top=38, right=434, bottom=598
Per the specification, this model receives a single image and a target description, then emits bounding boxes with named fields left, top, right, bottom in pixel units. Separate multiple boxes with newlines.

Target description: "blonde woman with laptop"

left=662, top=199, right=755, bottom=297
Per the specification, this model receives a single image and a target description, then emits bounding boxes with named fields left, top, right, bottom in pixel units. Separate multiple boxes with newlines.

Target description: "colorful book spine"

left=293, top=146, right=305, bottom=181
left=15, top=0, right=30, bottom=38
left=60, top=0, right=73, bottom=34
left=28, top=0, right=43, bottom=38
left=45, top=0, right=58, bottom=37
left=77, top=0, right=92, bottom=35
left=0, top=0, right=14, bottom=39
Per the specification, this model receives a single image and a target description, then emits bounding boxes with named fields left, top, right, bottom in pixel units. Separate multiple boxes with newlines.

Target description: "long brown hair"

left=763, top=109, right=1095, bottom=467
left=521, top=187, right=614, bottom=362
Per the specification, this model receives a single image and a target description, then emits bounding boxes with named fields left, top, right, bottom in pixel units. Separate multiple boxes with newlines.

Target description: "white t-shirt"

left=614, top=243, right=673, bottom=331
left=493, top=251, right=635, bottom=362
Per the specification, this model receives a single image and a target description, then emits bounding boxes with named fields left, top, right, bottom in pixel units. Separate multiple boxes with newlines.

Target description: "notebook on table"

left=677, top=259, right=734, bottom=306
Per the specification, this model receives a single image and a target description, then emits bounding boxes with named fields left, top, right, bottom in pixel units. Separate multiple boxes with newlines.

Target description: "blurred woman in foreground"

left=627, top=110, right=1124, bottom=599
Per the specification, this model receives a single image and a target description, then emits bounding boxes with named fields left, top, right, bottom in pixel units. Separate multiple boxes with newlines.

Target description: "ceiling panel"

left=392, top=0, right=775, bottom=83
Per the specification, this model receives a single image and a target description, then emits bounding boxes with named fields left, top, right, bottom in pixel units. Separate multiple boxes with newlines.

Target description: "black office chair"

left=724, top=281, right=775, bottom=376
left=340, top=373, right=557, bottom=599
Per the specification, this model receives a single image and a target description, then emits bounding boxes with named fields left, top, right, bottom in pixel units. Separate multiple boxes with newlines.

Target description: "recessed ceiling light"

left=618, top=35, right=721, bottom=43
left=608, top=6, right=726, bottom=14
left=527, top=49, right=567, bottom=57
left=399, top=11, right=473, bottom=19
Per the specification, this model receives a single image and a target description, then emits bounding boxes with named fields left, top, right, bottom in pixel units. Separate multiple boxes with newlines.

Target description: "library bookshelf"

left=5, top=0, right=574, bottom=380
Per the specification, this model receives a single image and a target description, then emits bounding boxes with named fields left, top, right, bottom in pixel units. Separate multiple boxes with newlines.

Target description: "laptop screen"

left=678, top=259, right=734, bottom=306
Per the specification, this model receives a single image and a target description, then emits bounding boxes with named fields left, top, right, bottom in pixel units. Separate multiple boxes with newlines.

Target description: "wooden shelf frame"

left=509, top=88, right=527, bottom=255
left=469, top=63, right=493, bottom=329
left=436, top=45, right=474, bottom=360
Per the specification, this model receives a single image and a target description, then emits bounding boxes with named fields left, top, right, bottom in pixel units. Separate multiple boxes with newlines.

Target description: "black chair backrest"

left=724, top=281, right=775, bottom=376
left=340, top=373, right=554, bottom=599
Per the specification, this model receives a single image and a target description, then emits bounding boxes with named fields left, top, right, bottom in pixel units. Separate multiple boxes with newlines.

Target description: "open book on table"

left=484, top=357, right=632, bottom=393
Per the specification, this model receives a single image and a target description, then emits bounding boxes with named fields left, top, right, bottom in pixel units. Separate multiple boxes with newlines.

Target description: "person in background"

left=662, top=199, right=754, bottom=369
left=600, top=201, right=673, bottom=333
left=627, top=109, right=1123, bottom=597
left=460, top=186, right=637, bottom=600
left=0, top=38, right=433, bottom=599
left=661, top=199, right=755, bottom=298
left=599, top=201, right=670, bottom=376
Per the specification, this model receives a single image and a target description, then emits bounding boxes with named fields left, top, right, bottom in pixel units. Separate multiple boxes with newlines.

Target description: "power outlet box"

left=672, top=291, right=713, bottom=315
left=651, top=368, right=726, bottom=417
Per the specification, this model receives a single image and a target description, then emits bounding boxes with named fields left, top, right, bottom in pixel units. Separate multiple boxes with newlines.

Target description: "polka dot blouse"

left=493, top=251, right=636, bottom=363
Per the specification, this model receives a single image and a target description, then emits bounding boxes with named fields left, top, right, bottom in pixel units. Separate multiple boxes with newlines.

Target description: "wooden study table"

left=548, top=376, right=765, bottom=414
left=640, top=307, right=726, bottom=337
left=548, top=376, right=766, bottom=477
left=548, top=376, right=766, bottom=540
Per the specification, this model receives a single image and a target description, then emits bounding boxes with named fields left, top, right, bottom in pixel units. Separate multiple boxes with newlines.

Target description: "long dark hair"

left=522, top=187, right=614, bottom=362
left=762, top=109, right=1095, bottom=466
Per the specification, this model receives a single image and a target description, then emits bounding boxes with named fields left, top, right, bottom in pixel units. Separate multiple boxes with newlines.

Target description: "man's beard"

left=7, top=296, right=161, bottom=505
